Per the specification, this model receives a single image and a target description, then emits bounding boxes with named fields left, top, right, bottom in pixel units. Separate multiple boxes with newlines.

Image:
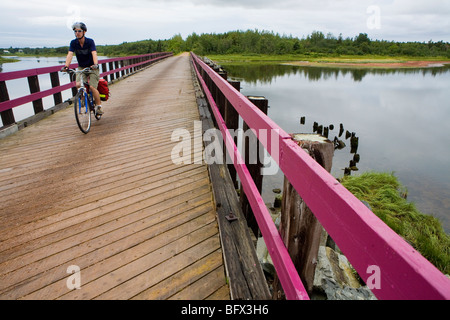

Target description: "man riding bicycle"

left=62, top=22, right=103, bottom=115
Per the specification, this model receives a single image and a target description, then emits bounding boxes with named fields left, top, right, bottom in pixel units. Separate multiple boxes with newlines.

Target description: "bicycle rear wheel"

left=74, top=91, right=91, bottom=134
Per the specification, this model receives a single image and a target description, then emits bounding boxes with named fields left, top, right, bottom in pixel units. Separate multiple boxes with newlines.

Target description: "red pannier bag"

left=97, top=79, right=110, bottom=101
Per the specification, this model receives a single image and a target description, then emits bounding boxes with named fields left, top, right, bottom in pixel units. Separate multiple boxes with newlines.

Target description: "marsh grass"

left=340, top=172, right=449, bottom=274
left=0, top=56, right=20, bottom=64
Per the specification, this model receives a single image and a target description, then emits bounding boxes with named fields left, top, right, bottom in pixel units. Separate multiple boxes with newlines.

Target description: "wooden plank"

left=0, top=175, right=211, bottom=269
left=10, top=199, right=214, bottom=299
left=169, top=266, right=228, bottom=300
left=0, top=53, right=228, bottom=300
left=132, top=250, right=225, bottom=300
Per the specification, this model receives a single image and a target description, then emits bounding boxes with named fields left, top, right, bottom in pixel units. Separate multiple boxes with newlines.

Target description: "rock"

left=312, top=246, right=377, bottom=300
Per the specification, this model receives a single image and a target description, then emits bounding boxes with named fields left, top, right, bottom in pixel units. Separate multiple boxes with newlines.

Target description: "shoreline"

left=283, top=60, right=450, bottom=69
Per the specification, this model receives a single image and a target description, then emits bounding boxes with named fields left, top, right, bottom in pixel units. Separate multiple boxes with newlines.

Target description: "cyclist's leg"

left=89, top=69, right=101, bottom=106
left=75, top=67, right=89, bottom=89
left=75, top=69, right=82, bottom=89
left=89, top=69, right=103, bottom=114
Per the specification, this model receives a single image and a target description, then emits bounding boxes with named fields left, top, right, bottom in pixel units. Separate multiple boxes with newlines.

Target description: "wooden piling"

left=273, top=133, right=334, bottom=298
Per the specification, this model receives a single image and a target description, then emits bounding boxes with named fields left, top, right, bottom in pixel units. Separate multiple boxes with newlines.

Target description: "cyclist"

left=62, top=22, right=103, bottom=115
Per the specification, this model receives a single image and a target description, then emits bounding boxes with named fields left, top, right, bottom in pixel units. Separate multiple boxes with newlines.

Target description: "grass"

left=340, top=172, right=450, bottom=275
left=0, top=56, right=20, bottom=63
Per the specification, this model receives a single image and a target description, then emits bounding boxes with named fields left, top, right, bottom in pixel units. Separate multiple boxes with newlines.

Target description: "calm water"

left=222, top=63, right=450, bottom=233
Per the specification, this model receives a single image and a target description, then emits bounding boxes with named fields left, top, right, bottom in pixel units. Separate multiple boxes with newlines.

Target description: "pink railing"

left=191, top=52, right=450, bottom=300
left=0, top=52, right=173, bottom=128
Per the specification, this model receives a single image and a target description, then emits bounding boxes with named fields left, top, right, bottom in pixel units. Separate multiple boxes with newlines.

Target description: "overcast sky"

left=1, top=0, right=449, bottom=48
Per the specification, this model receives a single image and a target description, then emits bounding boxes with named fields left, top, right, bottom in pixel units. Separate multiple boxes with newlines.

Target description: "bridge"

left=0, top=52, right=449, bottom=300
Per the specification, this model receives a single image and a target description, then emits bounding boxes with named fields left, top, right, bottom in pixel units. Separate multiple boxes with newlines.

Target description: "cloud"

left=1, top=0, right=449, bottom=47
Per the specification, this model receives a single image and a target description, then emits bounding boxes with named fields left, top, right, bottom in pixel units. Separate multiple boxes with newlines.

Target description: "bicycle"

left=62, top=68, right=102, bottom=134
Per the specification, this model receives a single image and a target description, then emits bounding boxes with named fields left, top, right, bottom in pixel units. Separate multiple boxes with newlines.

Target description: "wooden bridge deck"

left=0, top=53, right=230, bottom=300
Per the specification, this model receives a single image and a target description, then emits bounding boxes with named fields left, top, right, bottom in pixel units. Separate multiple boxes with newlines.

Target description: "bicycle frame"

left=77, top=87, right=92, bottom=114
left=62, top=67, right=101, bottom=134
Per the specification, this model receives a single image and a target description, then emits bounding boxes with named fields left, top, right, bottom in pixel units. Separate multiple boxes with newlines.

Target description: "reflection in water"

left=220, top=62, right=450, bottom=232
left=223, top=63, right=450, bottom=83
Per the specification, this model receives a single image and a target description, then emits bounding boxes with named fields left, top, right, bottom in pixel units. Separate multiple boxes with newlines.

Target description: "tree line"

left=180, top=30, right=449, bottom=57
left=3, top=30, right=449, bottom=58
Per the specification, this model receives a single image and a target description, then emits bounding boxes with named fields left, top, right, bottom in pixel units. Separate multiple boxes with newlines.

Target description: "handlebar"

left=61, top=67, right=95, bottom=75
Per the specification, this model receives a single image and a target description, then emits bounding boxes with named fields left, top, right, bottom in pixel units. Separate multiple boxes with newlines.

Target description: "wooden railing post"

left=50, top=72, right=62, bottom=106
left=109, top=62, right=115, bottom=81
left=240, top=96, right=268, bottom=237
left=101, top=63, right=108, bottom=81
left=0, top=81, right=15, bottom=126
left=27, top=75, right=44, bottom=114
left=273, top=133, right=334, bottom=298
left=115, top=61, right=120, bottom=79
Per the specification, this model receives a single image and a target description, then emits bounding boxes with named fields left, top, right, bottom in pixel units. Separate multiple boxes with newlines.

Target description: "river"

left=221, top=63, right=450, bottom=233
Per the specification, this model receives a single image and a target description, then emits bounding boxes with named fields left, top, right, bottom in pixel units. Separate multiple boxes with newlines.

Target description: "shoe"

left=95, top=105, right=104, bottom=115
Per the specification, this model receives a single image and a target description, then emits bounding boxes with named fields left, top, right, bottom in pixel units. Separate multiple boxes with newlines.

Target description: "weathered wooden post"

left=273, top=133, right=334, bottom=298
left=50, top=72, right=62, bottom=106
left=101, top=63, right=108, bottom=81
left=109, top=62, right=115, bottom=81
left=27, top=75, right=44, bottom=114
left=0, top=81, right=15, bottom=127
left=240, top=96, right=268, bottom=237
left=115, top=61, right=120, bottom=80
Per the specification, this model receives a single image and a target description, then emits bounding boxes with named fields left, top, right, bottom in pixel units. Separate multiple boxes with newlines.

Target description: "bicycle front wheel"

left=74, top=91, right=91, bottom=134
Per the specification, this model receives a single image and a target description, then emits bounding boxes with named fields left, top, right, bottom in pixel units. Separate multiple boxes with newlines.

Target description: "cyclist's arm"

left=92, top=51, right=99, bottom=67
left=64, top=51, right=74, bottom=68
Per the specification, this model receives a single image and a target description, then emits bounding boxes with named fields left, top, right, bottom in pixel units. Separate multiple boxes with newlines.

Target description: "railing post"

left=0, top=81, right=15, bottom=126
left=240, top=96, right=268, bottom=237
left=101, top=63, right=108, bottom=81
left=50, top=72, right=62, bottom=106
left=120, top=60, right=125, bottom=78
left=109, top=62, right=115, bottom=81
left=273, top=133, right=334, bottom=298
left=27, top=75, right=44, bottom=114
left=115, top=61, right=120, bottom=79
